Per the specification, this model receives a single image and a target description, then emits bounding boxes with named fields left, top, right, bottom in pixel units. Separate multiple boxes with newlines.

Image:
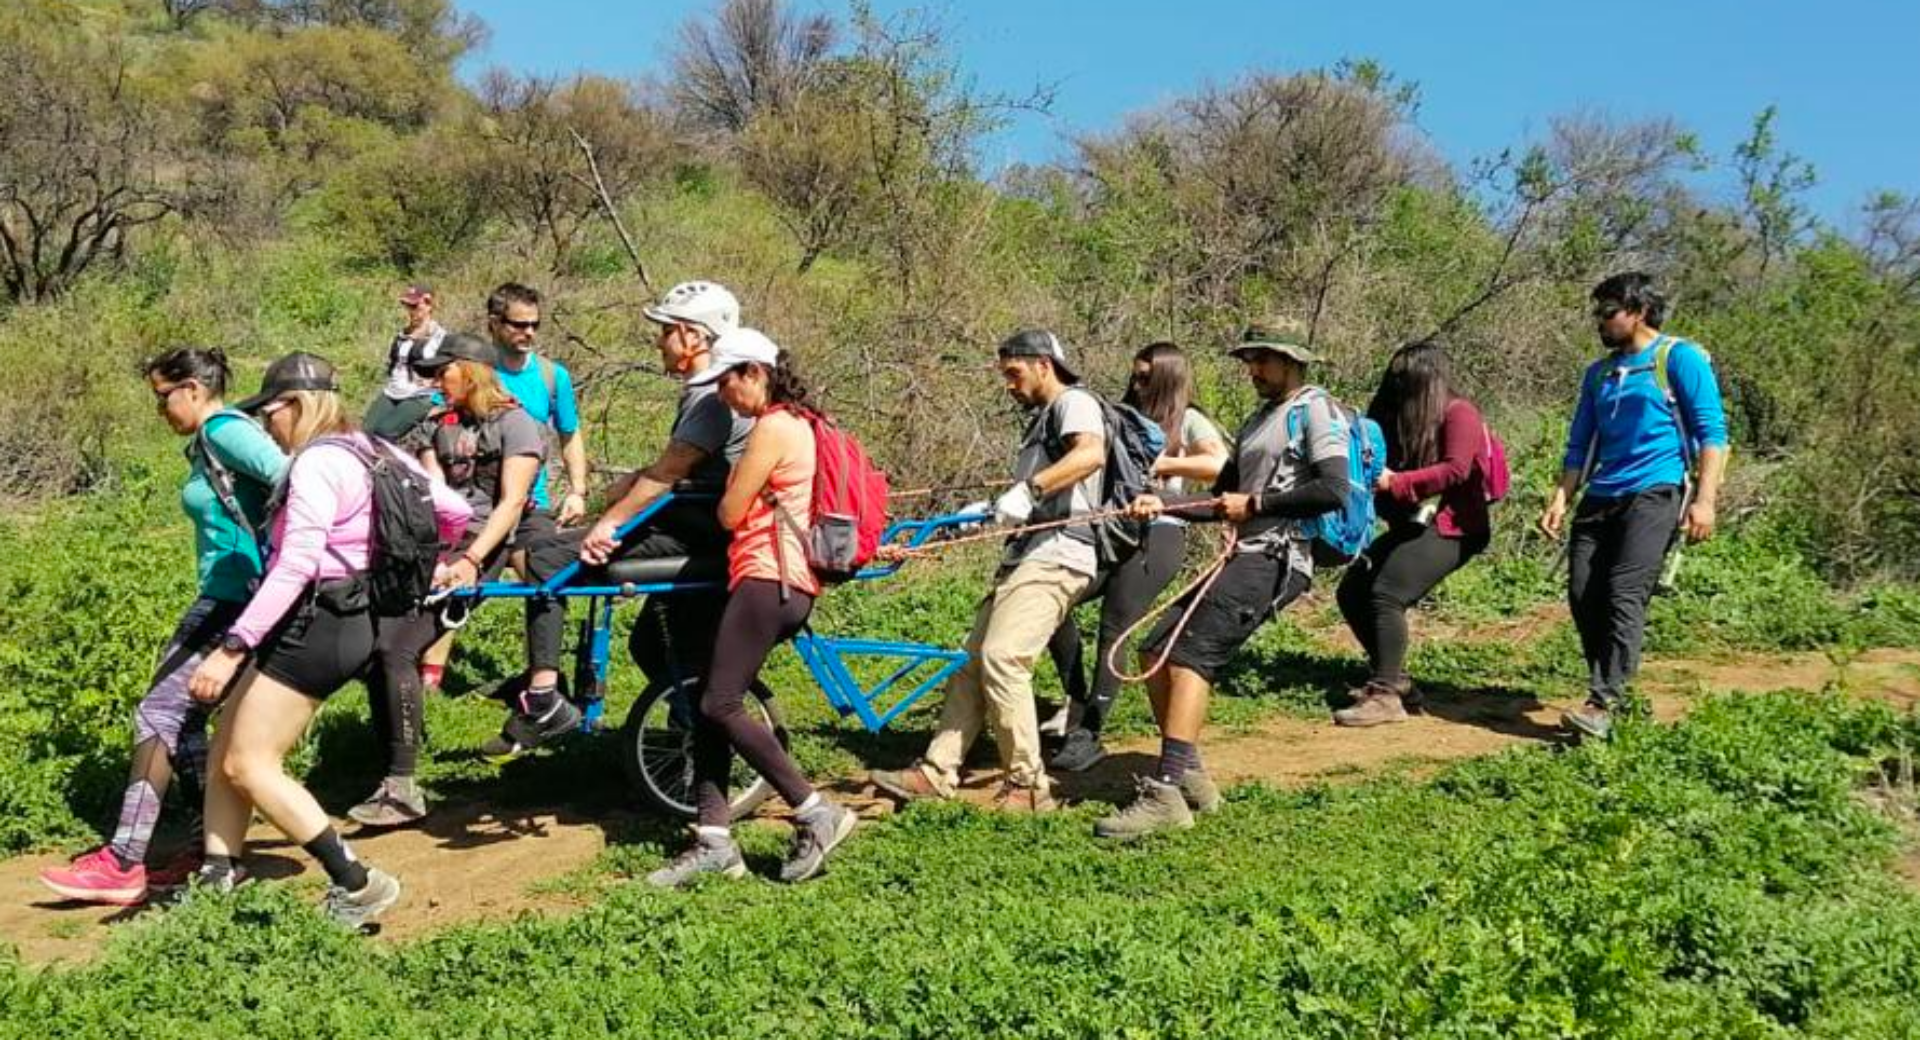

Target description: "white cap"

left=686, top=327, right=780, bottom=387
left=642, top=280, right=740, bottom=338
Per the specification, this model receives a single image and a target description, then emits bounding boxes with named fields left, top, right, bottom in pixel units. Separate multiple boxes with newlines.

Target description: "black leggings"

left=693, top=579, right=815, bottom=827
left=1046, top=522, right=1188, bottom=736
left=1336, top=523, right=1487, bottom=686
left=368, top=609, right=441, bottom=777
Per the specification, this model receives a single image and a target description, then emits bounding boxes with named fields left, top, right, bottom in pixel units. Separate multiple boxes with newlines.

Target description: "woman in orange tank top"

left=645, top=329, right=857, bottom=889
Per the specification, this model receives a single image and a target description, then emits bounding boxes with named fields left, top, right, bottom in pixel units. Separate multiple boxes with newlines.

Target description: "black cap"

left=236, top=352, right=340, bottom=413
left=996, top=328, right=1079, bottom=384
left=409, top=332, right=495, bottom=372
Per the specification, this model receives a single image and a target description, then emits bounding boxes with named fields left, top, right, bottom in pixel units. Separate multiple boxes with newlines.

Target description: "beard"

left=1598, top=326, right=1635, bottom=350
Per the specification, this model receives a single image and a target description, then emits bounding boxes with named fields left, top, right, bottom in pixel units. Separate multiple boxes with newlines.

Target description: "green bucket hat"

left=1228, top=317, right=1319, bottom=364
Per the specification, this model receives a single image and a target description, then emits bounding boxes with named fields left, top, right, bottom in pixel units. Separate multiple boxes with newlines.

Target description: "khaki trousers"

left=922, top=559, right=1095, bottom=793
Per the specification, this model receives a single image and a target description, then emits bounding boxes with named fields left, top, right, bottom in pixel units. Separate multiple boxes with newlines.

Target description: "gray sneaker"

left=1333, top=686, right=1409, bottom=728
left=323, top=867, right=401, bottom=932
left=646, top=831, right=748, bottom=889
left=779, top=803, right=857, bottom=883
left=347, top=776, right=427, bottom=829
left=1049, top=728, right=1106, bottom=773
left=1562, top=702, right=1613, bottom=741
left=1094, top=776, right=1195, bottom=841
left=1179, top=767, right=1222, bottom=814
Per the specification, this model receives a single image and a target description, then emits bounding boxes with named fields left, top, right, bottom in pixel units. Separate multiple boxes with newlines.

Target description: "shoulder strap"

left=194, top=411, right=266, bottom=542
left=537, top=355, right=559, bottom=427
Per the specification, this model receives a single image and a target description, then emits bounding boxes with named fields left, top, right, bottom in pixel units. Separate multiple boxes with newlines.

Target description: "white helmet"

left=643, top=281, right=740, bottom=338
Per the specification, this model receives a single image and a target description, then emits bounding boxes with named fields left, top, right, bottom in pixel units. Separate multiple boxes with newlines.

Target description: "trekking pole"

left=1550, top=427, right=1602, bottom=576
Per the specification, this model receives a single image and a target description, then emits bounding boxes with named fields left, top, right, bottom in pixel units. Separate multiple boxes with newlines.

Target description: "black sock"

left=521, top=683, right=559, bottom=718
left=202, top=852, right=237, bottom=882
left=108, top=847, right=140, bottom=871
left=1157, top=737, right=1198, bottom=784
left=303, top=827, right=370, bottom=891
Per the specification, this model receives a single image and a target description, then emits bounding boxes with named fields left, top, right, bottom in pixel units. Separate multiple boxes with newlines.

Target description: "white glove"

left=994, top=481, right=1036, bottom=526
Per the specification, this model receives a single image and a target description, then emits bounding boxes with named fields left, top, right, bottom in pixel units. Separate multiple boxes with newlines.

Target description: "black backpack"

left=1041, top=390, right=1168, bottom=568
left=310, top=436, right=444, bottom=615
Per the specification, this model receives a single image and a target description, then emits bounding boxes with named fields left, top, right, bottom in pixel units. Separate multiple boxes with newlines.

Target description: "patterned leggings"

left=108, top=597, right=241, bottom=864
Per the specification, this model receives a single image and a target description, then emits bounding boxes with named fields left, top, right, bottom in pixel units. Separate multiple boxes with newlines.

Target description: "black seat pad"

left=597, top=555, right=728, bottom=586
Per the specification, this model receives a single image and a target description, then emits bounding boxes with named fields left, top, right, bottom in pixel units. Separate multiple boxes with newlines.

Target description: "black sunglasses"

left=501, top=318, right=541, bottom=331
left=1592, top=303, right=1626, bottom=321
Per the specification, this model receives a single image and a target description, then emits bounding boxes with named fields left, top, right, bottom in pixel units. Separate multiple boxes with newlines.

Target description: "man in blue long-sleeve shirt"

left=1539, top=272, right=1730, bottom=739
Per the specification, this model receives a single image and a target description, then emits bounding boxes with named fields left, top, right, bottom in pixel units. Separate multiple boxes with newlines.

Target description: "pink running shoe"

left=39, top=846, right=147, bottom=906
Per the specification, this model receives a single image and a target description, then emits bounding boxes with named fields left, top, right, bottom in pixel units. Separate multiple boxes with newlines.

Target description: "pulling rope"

left=1104, top=526, right=1238, bottom=684
left=881, top=500, right=1220, bottom=560
left=878, top=496, right=1237, bottom=684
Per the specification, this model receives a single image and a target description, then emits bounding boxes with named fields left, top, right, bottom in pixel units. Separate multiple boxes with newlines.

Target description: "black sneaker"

left=482, top=694, right=582, bottom=760
left=1049, top=728, right=1106, bottom=772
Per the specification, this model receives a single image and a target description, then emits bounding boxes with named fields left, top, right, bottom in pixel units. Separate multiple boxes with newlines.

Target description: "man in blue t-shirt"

left=487, top=281, right=589, bottom=526
left=1539, top=272, right=1730, bottom=740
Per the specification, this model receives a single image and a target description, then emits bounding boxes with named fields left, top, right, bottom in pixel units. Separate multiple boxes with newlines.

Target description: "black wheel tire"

left=620, top=676, right=784, bottom=821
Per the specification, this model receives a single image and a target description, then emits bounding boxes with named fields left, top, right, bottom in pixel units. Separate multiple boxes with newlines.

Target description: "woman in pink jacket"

left=185, top=353, right=470, bottom=931
left=1335, top=341, right=1495, bottom=727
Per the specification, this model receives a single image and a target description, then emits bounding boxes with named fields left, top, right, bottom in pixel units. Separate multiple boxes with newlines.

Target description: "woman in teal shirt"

left=39, top=347, right=287, bottom=906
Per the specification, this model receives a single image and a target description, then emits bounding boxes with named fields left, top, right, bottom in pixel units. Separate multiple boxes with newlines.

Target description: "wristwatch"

left=220, top=632, right=251, bottom=655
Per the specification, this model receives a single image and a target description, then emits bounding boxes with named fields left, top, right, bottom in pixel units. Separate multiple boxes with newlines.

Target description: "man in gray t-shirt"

left=871, top=329, right=1105, bottom=810
left=1094, top=318, right=1352, bottom=842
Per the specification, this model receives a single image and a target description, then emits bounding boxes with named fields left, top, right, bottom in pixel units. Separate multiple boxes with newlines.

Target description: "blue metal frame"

left=440, top=493, right=990, bottom=734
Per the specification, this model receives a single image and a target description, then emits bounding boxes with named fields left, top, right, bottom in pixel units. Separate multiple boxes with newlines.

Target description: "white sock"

left=794, top=793, right=823, bottom=816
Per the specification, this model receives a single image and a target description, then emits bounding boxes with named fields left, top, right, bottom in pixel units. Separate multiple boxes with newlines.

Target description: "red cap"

left=398, top=284, right=434, bottom=305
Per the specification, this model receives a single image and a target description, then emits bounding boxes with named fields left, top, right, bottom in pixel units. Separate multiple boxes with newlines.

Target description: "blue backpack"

left=1284, top=389, right=1386, bottom=567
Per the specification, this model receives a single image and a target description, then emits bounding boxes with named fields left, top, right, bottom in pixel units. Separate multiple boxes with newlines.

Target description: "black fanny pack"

left=312, top=575, right=372, bottom=614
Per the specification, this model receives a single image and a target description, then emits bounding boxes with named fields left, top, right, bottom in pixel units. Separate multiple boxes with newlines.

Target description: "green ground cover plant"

left=3, top=693, right=1917, bottom=1038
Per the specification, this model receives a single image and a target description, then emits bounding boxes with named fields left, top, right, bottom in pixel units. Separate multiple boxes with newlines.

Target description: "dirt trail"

left=6, top=648, right=1918, bottom=968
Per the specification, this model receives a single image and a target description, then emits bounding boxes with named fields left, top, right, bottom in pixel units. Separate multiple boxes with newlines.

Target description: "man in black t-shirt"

left=516, top=280, right=749, bottom=687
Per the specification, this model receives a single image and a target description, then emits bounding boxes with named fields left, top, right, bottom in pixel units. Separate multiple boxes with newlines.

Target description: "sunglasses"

left=153, top=381, right=194, bottom=406
left=1592, top=303, right=1626, bottom=321
left=500, top=318, right=541, bottom=331
left=258, top=399, right=292, bottom=417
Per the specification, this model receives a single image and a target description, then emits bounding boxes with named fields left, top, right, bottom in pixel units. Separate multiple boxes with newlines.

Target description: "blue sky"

left=460, top=1, right=1918, bottom=226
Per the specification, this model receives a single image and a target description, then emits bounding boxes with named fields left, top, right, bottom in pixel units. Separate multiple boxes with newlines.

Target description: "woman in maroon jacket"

left=1335, top=341, right=1493, bottom=726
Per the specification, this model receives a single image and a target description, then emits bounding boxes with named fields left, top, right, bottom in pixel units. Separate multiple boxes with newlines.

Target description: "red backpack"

left=772, top=407, right=891, bottom=583
left=1479, top=421, right=1512, bottom=504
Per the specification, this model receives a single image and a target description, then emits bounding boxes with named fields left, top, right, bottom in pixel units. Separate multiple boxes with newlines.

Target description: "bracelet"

left=460, top=552, right=483, bottom=570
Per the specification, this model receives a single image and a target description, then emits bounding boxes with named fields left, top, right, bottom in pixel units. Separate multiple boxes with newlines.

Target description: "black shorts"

left=1143, top=551, right=1310, bottom=682
left=254, top=587, right=377, bottom=701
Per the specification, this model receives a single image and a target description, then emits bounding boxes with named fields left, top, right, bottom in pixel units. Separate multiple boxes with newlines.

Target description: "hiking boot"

left=646, top=830, right=747, bottom=889
left=323, top=867, right=401, bottom=932
left=39, top=846, right=146, bottom=906
left=1562, top=701, right=1613, bottom=741
left=989, top=781, right=1059, bottom=814
left=869, top=764, right=950, bottom=803
left=146, top=846, right=205, bottom=891
left=1094, top=776, right=1195, bottom=841
left=1179, top=768, right=1222, bottom=814
left=779, top=803, right=858, bottom=884
left=1050, top=728, right=1106, bottom=773
left=1333, top=685, right=1409, bottom=728
left=481, top=693, right=582, bottom=759
left=347, top=776, right=428, bottom=829
left=1400, top=680, right=1424, bottom=714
